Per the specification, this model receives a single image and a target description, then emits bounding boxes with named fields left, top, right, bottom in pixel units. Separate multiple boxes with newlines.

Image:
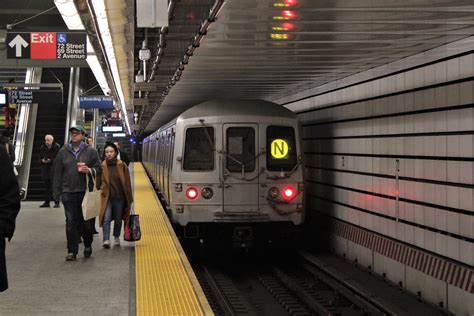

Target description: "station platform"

left=0, top=163, right=212, bottom=315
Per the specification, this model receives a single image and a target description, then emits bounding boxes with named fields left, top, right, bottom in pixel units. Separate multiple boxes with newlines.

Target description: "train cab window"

left=183, top=127, right=215, bottom=171
left=266, top=126, right=297, bottom=171
left=226, top=127, right=256, bottom=172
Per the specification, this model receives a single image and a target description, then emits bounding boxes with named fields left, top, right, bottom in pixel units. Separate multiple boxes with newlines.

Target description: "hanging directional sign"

left=6, top=31, right=87, bottom=60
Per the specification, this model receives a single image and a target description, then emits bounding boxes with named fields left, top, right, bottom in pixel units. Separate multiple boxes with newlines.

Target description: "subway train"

left=142, top=99, right=304, bottom=248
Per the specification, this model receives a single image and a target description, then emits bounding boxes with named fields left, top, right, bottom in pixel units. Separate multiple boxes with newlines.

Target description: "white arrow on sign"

left=8, top=35, right=29, bottom=57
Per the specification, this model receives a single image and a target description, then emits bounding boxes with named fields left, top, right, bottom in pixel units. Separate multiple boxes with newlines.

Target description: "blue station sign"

left=79, top=96, right=114, bottom=109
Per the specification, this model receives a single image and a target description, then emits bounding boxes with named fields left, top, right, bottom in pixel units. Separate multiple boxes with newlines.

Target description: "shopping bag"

left=124, top=212, right=141, bottom=242
left=82, top=169, right=101, bottom=220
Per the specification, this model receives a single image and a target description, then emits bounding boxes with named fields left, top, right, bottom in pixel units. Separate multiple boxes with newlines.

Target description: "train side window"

left=183, top=127, right=215, bottom=171
left=266, top=126, right=297, bottom=171
left=226, top=127, right=255, bottom=172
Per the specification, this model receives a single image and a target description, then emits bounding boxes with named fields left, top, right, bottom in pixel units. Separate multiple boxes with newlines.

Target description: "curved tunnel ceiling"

left=139, top=0, right=474, bottom=133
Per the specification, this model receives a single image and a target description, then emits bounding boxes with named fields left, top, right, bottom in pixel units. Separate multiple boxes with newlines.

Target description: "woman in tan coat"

left=96, top=143, right=133, bottom=248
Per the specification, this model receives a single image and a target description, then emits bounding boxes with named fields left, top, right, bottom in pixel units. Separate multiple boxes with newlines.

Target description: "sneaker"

left=103, top=240, right=110, bottom=249
left=65, top=253, right=77, bottom=261
left=39, top=202, right=50, bottom=208
left=84, top=247, right=92, bottom=258
left=114, top=237, right=120, bottom=246
left=53, top=202, right=60, bottom=208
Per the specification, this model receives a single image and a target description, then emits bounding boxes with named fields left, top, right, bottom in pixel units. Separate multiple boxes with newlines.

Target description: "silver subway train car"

left=142, top=99, right=304, bottom=247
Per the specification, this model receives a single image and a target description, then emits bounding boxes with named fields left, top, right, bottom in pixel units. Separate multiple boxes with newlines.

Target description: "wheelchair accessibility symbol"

left=57, top=33, right=67, bottom=44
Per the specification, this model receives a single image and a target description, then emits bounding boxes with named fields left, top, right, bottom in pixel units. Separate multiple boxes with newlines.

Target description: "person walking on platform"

left=97, top=143, right=133, bottom=248
left=39, top=134, right=60, bottom=208
left=0, top=145, right=21, bottom=292
left=52, top=125, right=101, bottom=261
left=114, top=141, right=130, bottom=166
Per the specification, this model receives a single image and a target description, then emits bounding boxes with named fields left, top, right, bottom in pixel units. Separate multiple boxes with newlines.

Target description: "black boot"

left=53, top=201, right=60, bottom=208
left=39, top=202, right=50, bottom=208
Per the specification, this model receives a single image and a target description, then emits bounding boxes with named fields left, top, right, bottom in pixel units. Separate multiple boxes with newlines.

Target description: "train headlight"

left=186, top=187, right=199, bottom=200
left=268, top=187, right=280, bottom=199
left=201, top=187, right=214, bottom=199
left=282, top=186, right=297, bottom=201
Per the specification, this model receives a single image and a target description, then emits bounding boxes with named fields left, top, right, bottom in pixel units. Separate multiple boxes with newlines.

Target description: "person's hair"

left=45, top=134, right=54, bottom=141
left=104, top=142, right=118, bottom=154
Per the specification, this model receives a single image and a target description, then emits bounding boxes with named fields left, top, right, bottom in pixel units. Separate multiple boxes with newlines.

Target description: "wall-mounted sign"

left=270, top=139, right=289, bottom=159
left=112, top=133, right=126, bottom=137
left=79, top=96, right=114, bottom=109
left=6, top=31, right=87, bottom=60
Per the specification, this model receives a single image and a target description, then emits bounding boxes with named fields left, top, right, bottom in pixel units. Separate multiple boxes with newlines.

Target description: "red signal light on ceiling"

left=285, top=0, right=297, bottom=6
left=281, top=22, right=297, bottom=30
left=186, top=187, right=199, bottom=200
left=282, top=10, right=297, bottom=19
left=282, top=186, right=297, bottom=201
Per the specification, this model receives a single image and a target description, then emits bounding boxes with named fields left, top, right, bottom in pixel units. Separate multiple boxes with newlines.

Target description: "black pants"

left=61, top=192, right=94, bottom=254
left=44, top=178, right=53, bottom=203
left=0, top=238, right=7, bottom=292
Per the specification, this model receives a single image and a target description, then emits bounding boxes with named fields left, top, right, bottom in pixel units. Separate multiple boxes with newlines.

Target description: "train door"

left=222, top=124, right=259, bottom=212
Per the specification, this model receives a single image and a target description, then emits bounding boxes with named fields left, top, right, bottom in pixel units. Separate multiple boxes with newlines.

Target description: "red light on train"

left=186, top=187, right=199, bottom=200
left=282, top=186, right=297, bottom=201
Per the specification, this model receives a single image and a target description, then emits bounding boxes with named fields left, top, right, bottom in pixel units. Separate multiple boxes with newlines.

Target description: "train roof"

left=178, top=99, right=297, bottom=120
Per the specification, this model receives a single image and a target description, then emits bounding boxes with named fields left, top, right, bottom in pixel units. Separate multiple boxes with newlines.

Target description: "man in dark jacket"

left=39, top=134, right=60, bottom=208
left=0, top=130, right=15, bottom=163
left=52, top=125, right=101, bottom=261
left=0, top=145, right=21, bottom=292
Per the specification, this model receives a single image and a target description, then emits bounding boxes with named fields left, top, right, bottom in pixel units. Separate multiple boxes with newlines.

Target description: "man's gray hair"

left=45, top=134, right=54, bottom=141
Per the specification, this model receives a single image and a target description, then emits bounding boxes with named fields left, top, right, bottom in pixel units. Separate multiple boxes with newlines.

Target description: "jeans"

left=61, top=192, right=94, bottom=254
left=103, top=198, right=124, bottom=241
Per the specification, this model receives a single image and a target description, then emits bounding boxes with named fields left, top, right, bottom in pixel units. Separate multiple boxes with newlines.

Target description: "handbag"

left=82, top=169, right=101, bottom=220
left=124, top=206, right=141, bottom=242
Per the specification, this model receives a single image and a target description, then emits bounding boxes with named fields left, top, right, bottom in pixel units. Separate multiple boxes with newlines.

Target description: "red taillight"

left=282, top=10, right=297, bottom=19
left=282, top=186, right=296, bottom=201
left=186, top=187, right=198, bottom=200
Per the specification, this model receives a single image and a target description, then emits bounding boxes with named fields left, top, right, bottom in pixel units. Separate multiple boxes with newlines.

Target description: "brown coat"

left=96, top=160, right=133, bottom=227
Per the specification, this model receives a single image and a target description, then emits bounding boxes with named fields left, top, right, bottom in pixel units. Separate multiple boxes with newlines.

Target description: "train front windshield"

left=266, top=126, right=297, bottom=171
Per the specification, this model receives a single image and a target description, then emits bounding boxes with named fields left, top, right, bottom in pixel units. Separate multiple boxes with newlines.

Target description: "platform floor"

left=0, top=201, right=133, bottom=315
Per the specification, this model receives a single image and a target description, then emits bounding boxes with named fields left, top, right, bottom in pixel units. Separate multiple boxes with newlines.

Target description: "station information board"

left=6, top=31, right=87, bottom=60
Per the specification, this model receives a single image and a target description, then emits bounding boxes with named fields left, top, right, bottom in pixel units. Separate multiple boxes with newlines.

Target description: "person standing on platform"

left=0, top=131, right=15, bottom=163
left=114, top=141, right=130, bottom=166
left=86, top=136, right=93, bottom=146
left=52, top=125, right=101, bottom=261
left=39, top=134, right=60, bottom=208
left=0, top=145, right=20, bottom=292
left=97, top=143, right=133, bottom=248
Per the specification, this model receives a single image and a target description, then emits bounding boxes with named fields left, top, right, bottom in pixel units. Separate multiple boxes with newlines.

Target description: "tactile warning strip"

left=133, top=163, right=213, bottom=315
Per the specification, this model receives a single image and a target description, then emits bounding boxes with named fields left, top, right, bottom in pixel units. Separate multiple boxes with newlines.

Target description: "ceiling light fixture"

left=53, top=0, right=111, bottom=97
left=88, top=0, right=131, bottom=134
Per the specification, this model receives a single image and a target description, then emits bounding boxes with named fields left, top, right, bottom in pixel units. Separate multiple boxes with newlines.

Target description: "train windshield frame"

left=225, top=127, right=256, bottom=173
left=183, top=126, right=215, bottom=171
left=266, top=125, right=297, bottom=171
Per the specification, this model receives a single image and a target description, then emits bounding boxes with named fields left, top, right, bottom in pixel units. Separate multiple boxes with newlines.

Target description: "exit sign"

left=6, top=31, right=87, bottom=60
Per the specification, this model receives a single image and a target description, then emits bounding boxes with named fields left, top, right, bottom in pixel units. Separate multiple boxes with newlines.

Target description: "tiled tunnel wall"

left=281, top=48, right=473, bottom=315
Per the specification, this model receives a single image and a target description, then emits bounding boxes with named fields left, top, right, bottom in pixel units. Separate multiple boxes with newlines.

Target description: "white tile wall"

left=447, top=284, right=474, bottom=316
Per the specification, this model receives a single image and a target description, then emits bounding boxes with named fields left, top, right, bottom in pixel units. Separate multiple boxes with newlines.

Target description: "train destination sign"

left=6, top=31, right=87, bottom=60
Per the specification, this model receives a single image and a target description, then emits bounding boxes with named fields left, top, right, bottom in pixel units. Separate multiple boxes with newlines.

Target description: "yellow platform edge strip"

left=133, top=163, right=213, bottom=316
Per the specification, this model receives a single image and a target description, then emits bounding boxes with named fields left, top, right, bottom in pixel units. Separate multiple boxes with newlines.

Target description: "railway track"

left=192, top=250, right=395, bottom=316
